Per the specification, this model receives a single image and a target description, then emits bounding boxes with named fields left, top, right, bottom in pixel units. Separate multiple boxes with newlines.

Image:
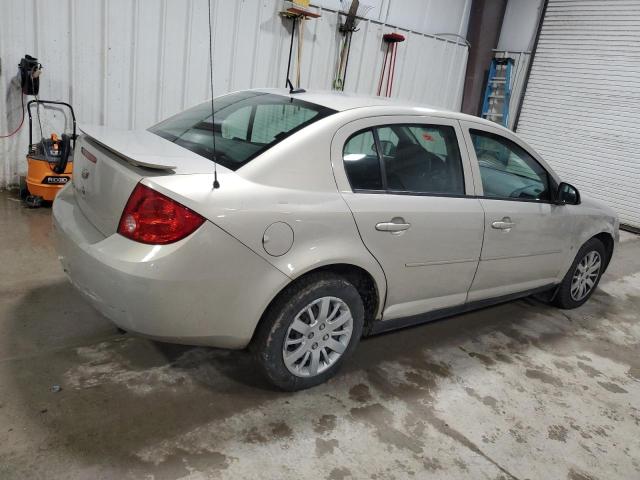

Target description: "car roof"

left=252, top=88, right=504, bottom=130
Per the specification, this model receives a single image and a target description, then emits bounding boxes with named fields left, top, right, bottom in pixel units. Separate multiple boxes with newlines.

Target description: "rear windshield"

left=149, top=91, right=336, bottom=171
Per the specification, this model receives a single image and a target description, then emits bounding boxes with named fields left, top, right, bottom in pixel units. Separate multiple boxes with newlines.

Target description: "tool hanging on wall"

left=280, top=1, right=320, bottom=93
left=333, top=1, right=372, bottom=91
left=19, top=55, right=42, bottom=95
left=481, top=55, right=514, bottom=127
left=0, top=55, right=42, bottom=139
left=376, top=33, right=405, bottom=97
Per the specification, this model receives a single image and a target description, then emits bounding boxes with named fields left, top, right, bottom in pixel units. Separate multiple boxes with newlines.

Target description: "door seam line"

left=337, top=193, right=390, bottom=323
left=467, top=198, right=486, bottom=303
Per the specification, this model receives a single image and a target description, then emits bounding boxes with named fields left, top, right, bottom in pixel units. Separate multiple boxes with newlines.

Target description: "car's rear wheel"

left=252, top=272, right=364, bottom=391
left=553, top=238, right=606, bottom=309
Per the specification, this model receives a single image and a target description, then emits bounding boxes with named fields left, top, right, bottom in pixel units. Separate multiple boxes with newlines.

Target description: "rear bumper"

left=52, top=184, right=290, bottom=348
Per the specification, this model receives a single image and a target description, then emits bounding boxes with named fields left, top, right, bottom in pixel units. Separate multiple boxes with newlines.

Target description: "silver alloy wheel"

left=283, top=296, right=353, bottom=377
left=571, top=250, right=601, bottom=301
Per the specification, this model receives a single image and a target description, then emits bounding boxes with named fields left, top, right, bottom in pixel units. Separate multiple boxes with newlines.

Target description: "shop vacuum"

left=16, top=55, right=77, bottom=207
left=24, top=99, right=76, bottom=207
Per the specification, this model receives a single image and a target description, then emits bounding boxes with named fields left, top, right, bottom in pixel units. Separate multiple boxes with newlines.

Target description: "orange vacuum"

left=24, top=99, right=76, bottom=207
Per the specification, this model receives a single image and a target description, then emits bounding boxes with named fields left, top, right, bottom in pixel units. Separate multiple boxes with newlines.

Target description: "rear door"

left=332, top=116, right=485, bottom=321
left=460, top=121, right=572, bottom=301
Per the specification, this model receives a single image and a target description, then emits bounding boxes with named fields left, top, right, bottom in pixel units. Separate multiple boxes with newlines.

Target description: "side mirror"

left=557, top=182, right=580, bottom=205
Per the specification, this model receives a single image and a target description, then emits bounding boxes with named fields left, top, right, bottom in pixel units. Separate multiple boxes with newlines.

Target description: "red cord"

left=0, top=92, right=25, bottom=138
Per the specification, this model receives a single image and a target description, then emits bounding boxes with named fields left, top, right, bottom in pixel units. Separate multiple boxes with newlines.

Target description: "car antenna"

left=207, top=0, right=220, bottom=189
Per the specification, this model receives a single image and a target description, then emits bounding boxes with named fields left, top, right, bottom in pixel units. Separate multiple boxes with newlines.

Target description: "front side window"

left=470, top=129, right=550, bottom=201
left=342, top=124, right=465, bottom=195
left=150, top=91, right=336, bottom=171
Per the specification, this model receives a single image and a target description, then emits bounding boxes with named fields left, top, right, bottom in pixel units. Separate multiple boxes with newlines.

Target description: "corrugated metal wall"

left=0, top=0, right=470, bottom=188
left=516, top=0, right=640, bottom=229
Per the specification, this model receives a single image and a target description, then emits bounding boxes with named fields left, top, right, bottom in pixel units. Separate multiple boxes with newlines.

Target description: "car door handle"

left=491, top=217, right=515, bottom=230
left=376, top=219, right=411, bottom=233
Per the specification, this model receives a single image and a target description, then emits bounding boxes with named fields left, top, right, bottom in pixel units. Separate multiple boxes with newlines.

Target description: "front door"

left=460, top=121, right=573, bottom=301
left=332, top=116, right=485, bottom=321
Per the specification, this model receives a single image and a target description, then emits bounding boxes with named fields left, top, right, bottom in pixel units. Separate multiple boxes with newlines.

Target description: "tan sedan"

left=53, top=89, right=618, bottom=390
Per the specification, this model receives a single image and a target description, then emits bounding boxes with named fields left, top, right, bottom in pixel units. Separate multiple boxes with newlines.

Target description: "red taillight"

left=117, top=183, right=205, bottom=245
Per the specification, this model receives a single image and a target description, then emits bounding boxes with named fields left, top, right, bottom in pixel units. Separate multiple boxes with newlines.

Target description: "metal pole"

left=285, top=16, right=297, bottom=89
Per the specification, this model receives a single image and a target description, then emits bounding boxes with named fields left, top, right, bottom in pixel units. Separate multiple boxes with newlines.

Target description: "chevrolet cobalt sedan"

left=53, top=89, right=618, bottom=390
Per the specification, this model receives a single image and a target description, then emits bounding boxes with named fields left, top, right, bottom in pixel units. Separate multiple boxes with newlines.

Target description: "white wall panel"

left=497, top=0, right=544, bottom=51
left=516, top=0, right=640, bottom=229
left=0, top=0, right=469, bottom=188
left=315, top=0, right=471, bottom=36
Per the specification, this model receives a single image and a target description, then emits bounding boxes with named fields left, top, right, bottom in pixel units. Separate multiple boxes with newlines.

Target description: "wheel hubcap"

left=283, top=296, right=353, bottom=377
left=570, top=250, right=601, bottom=301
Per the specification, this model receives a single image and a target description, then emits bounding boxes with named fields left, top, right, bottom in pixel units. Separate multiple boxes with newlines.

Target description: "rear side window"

left=150, top=91, right=336, bottom=171
left=342, top=124, right=465, bottom=195
left=343, top=129, right=383, bottom=191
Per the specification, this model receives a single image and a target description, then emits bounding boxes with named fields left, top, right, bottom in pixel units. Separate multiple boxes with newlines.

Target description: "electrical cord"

left=1, top=61, right=43, bottom=138
left=32, top=97, right=57, bottom=172
left=0, top=92, right=25, bottom=138
left=433, top=33, right=471, bottom=48
left=35, top=97, right=55, bottom=171
left=35, top=96, right=45, bottom=142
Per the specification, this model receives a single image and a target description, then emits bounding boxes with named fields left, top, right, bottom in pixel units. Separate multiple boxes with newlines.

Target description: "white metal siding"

left=516, top=0, right=640, bottom=229
left=0, top=0, right=470, bottom=188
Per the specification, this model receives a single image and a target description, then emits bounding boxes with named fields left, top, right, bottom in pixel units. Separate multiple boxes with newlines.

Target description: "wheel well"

left=250, top=264, right=381, bottom=346
left=313, top=264, right=380, bottom=332
left=593, top=232, right=614, bottom=269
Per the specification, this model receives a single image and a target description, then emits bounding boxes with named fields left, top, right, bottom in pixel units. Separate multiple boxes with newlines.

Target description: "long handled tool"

left=280, top=1, right=320, bottom=93
left=333, top=1, right=372, bottom=91
left=377, top=32, right=405, bottom=97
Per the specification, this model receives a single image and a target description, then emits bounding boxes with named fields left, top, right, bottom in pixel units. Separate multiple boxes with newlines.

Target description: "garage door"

left=515, top=0, right=640, bottom=230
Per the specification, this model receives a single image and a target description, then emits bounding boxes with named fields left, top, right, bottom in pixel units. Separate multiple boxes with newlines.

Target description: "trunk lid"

left=72, top=125, right=219, bottom=236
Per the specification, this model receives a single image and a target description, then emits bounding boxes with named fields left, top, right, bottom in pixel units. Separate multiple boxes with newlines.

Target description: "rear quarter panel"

left=146, top=115, right=388, bottom=319
left=53, top=183, right=290, bottom=348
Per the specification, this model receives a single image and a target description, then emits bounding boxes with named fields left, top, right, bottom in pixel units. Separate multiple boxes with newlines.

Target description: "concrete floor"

left=0, top=190, right=639, bottom=480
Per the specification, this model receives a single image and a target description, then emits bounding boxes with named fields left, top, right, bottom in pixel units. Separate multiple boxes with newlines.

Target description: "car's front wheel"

left=252, top=272, right=364, bottom=391
left=553, top=237, right=606, bottom=309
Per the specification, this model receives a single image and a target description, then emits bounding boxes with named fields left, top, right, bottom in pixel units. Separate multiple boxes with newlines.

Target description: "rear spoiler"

left=79, top=125, right=177, bottom=170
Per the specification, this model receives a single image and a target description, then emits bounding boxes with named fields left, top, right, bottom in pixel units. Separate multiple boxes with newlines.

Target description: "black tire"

left=251, top=272, right=364, bottom=391
left=553, top=238, right=607, bottom=309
